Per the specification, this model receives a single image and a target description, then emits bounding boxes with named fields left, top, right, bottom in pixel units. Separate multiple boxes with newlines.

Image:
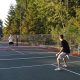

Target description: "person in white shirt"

left=8, top=34, right=14, bottom=46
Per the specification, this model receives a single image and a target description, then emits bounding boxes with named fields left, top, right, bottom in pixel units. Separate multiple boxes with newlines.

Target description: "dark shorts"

left=9, top=42, right=14, bottom=45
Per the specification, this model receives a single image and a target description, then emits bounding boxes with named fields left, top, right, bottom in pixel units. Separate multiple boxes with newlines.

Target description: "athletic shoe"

left=54, top=67, right=61, bottom=71
left=62, top=64, right=67, bottom=68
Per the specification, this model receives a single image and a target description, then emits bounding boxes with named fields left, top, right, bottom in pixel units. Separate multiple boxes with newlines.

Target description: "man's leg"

left=63, top=57, right=67, bottom=67
left=54, top=52, right=68, bottom=70
left=62, top=55, right=69, bottom=67
left=57, top=58, right=61, bottom=68
left=54, top=54, right=62, bottom=71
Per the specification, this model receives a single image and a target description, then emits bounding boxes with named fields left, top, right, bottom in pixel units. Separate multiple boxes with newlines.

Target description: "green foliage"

left=3, top=0, right=80, bottom=44
left=5, top=5, right=16, bottom=34
left=63, top=17, right=80, bottom=44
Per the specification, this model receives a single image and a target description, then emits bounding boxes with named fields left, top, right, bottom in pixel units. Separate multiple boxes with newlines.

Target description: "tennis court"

left=0, top=43, right=80, bottom=80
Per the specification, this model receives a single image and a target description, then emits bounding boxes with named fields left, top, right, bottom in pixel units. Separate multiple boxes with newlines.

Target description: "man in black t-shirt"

left=55, top=35, right=70, bottom=71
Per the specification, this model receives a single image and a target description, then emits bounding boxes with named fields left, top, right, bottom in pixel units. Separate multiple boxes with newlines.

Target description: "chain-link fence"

left=2, top=34, right=80, bottom=55
left=2, top=34, right=58, bottom=46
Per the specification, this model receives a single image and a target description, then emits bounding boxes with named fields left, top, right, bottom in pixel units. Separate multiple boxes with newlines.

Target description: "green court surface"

left=0, top=45, right=80, bottom=80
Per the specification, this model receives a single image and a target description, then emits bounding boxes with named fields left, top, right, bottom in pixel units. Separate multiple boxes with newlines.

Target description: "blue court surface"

left=0, top=44, right=80, bottom=80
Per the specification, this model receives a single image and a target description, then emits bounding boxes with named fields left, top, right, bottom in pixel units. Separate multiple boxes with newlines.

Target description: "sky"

left=0, top=0, right=16, bottom=25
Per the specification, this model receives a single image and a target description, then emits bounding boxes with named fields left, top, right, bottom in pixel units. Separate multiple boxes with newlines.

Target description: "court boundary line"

left=0, top=63, right=80, bottom=76
left=0, top=51, right=80, bottom=58
left=0, top=52, right=56, bottom=57
left=0, top=64, right=50, bottom=70
left=0, top=56, right=56, bottom=61
left=1, top=47, right=80, bottom=76
left=0, top=50, right=80, bottom=61
left=1, top=47, right=80, bottom=58
left=11, top=48, right=56, bottom=54
left=11, top=48, right=80, bottom=59
left=0, top=55, right=80, bottom=61
left=0, top=60, right=80, bottom=69
left=52, top=64, right=80, bottom=76
left=70, top=55, right=80, bottom=58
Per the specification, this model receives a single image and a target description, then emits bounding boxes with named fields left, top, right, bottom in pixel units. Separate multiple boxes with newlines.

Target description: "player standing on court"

left=55, top=35, right=70, bottom=71
left=8, top=34, right=14, bottom=46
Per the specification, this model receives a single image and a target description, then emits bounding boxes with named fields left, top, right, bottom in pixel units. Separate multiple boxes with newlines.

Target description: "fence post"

left=16, top=35, right=19, bottom=46
left=78, top=44, right=80, bottom=54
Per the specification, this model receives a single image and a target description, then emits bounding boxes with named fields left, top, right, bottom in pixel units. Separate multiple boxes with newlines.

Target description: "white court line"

left=0, top=64, right=50, bottom=70
left=52, top=64, right=80, bottom=76
left=0, top=62, right=80, bottom=76
left=0, top=51, right=56, bottom=57
left=0, top=52, right=55, bottom=57
left=0, top=49, right=80, bottom=61
left=0, top=55, right=80, bottom=61
left=0, top=48, right=56, bottom=60
left=0, top=56, right=56, bottom=61
left=0, top=61, right=79, bottom=70
left=1, top=48, right=80, bottom=75
left=68, top=60, right=80, bottom=64
left=11, top=48, right=56, bottom=54
left=70, top=55, right=80, bottom=58
left=11, top=50, right=79, bottom=59
left=11, top=48, right=80, bottom=59
left=11, top=49, right=25, bottom=54
left=1, top=48, right=80, bottom=62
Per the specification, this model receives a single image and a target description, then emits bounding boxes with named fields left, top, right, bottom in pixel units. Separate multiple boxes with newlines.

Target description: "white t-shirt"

left=8, top=35, right=14, bottom=42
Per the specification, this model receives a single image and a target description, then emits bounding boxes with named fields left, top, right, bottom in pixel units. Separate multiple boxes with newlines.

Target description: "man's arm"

left=56, top=47, right=63, bottom=56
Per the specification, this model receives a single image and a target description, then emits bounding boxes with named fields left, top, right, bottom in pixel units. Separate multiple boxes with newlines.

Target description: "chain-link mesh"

left=2, top=34, right=57, bottom=46
left=2, top=34, right=80, bottom=55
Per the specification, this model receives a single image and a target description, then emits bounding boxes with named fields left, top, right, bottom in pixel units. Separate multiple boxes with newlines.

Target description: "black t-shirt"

left=60, top=40, right=70, bottom=54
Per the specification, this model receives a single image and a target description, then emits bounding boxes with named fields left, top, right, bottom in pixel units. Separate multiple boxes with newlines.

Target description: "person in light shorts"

left=57, top=52, right=69, bottom=60
left=55, top=35, right=70, bottom=71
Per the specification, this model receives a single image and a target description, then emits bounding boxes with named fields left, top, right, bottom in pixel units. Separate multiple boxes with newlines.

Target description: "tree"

left=5, top=5, right=16, bottom=34
left=4, top=0, right=80, bottom=46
